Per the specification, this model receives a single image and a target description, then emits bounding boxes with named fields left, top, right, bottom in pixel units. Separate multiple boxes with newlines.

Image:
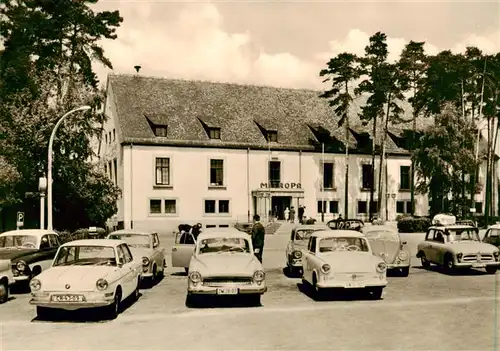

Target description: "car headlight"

left=456, top=253, right=463, bottom=262
left=376, top=262, right=387, bottom=273
left=16, top=261, right=26, bottom=272
left=398, top=251, right=408, bottom=261
left=189, top=271, right=201, bottom=283
left=293, top=250, right=302, bottom=259
left=30, top=278, right=41, bottom=291
left=96, top=278, right=108, bottom=291
left=253, top=270, right=265, bottom=282
left=142, top=257, right=150, bottom=266
left=320, top=264, right=331, bottom=275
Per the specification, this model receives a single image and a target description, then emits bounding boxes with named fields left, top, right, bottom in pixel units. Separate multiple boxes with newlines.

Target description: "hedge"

left=397, top=217, right=432, bottom=233
left=475, top=216, right=500, bottom=228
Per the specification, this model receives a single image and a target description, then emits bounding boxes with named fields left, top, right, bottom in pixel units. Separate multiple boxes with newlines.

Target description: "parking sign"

left=16, top=211, right=24, bottom=228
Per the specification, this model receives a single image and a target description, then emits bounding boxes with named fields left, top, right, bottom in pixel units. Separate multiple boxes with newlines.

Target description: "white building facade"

left=98, top=74, right=495, bottom=234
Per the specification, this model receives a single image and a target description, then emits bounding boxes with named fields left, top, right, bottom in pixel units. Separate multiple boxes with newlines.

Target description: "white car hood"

left=129, top=247, right=154, bottom=261
left=38, top=266, right=116, bottom=291
left=320, top=251, right=381, bottom=273
left=446, top=241, right=498, bottom=253
left=192, top=254, right=257, bottom=275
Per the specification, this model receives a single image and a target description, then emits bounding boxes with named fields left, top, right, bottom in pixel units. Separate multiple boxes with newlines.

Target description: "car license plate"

left=472, top=263, right=486, bottom=268
left=216, top=288, right=238, bottom=295
left=52, top=294, right=85, bottom=302
left=345, top=281, right=364, bottom=288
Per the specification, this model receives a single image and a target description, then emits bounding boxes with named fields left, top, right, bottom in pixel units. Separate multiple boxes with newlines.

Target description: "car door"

left=31, top=235, right=56, bottom=273
left=302, top=237, right=317, bottom=283
left=483, top=228, right=500, bottom=247
left=171, top=232, right=196, bottom=268
left=117, top=245, right=134, bottom=297
left=151, top=233, right=163, bottom=267
left=420, top=230, right=435, bottom=262
left=286, top=230, right=295, bottom=263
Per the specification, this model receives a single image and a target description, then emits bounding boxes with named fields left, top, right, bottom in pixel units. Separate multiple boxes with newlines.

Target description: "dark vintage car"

left=72, top=227, right=107, bottom=240
left=362, top=225, right=410, bottom=276
left=0, top=229, right=61, bottom=286
left=483, top=224, right=500, bottom=248
left=326, top=219, right=365, bottom=232
left=234, top=222, right=253, bottom=234
left=285, top=223, right=330, bottom=276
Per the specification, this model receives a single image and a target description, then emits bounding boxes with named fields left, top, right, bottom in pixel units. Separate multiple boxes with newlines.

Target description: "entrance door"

left=272, top=196, right=292, bottom=220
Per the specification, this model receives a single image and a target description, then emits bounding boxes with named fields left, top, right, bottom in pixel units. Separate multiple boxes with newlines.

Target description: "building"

left=97, top=74, right=497, bottom=234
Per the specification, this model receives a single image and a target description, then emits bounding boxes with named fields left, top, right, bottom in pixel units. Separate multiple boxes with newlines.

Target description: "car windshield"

left=318, top=237, right=370, bottom=253
left=487, top=228, right=500, bottom=238
left=447, top=229, right=481, bottom=242
left=0, top=235, right=38, bottom=249
left=108, top=234, right=150, bottom=248
left=54, top=246, right=117, bottom=266
left=365, top=230, right=399, bottom=242
left=198, top=237, right=251, bottom=254
left=295, top=229, right=320, bottom=241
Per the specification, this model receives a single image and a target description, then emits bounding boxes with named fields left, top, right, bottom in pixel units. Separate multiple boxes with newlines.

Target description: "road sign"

left=16, top=211, right=25, bottom=228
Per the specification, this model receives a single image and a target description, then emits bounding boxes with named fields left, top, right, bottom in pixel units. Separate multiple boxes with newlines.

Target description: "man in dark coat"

left=298, top=206, right=304, bottom=224
left=251, top=215, right=265, bottom=263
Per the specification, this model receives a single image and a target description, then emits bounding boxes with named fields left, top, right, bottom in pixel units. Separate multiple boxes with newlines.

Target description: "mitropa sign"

left=260, top=182, right=302, bottom=189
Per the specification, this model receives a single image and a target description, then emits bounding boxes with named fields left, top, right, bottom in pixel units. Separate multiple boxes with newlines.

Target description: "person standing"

left=298, top=206, right=304, bottom=224
left=251, top=214, right=265, bottom=263
left=290, top=206, right=296, bottom=224
left=284, top=207, right=290, bottom=222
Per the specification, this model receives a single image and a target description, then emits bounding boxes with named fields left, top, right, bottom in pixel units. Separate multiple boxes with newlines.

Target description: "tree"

left=398, top=41, right=427, bottom=216
left=319, top=53, right=361, bottom=218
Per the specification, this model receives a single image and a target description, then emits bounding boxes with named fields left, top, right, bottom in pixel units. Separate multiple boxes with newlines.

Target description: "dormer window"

left=208, top=127, right=221, bottom=139
left=266, top=130, right=278, bottom=142
left=154, top=125, right=167, bottom=137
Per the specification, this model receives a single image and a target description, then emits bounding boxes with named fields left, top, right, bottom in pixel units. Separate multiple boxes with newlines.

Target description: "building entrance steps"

left=271, top=221, right=295, bottom=236
left=264, top=221, right=282, bottom=235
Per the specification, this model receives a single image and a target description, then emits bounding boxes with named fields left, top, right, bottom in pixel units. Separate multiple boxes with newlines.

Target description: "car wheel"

left=152, top=264, right=158, bottom=283
left=444, top=255, right=455, bottom=274
left=107, top=289, right=122, bottom=320
left=158, top=260, right=166, bottom=278
left=312, top=274, right=325, bottom=301
left=36, top=306, right=51, bottom=320
left=420, top=254, right=430, bottom=269
left=184, top=267, right=189, bottom=274
left=400, top=267, right=410, bottom=277
left=485, top=266, right=498, bottom=274
left=0, top=279, right=8, bottom=304
left=368, top=287, right=383, bottom=300
left=133, top=278, right=140, bottom=301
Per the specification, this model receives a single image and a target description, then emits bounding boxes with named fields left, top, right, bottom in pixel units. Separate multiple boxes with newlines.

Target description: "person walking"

left=290, top=206, right=296, bottom=224
left=284, top=207, right=290, bottom=222
left=251, top=215, right=265, bottom=263
left=298, top=206, right=304, bottom=224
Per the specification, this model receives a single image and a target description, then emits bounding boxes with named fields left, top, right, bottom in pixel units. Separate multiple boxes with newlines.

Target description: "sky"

left=92, top=0, right=500, bottom=90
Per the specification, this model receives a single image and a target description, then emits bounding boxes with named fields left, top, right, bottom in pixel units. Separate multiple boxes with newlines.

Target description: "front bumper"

left=30, top=291, right=115, bottom=310
left=188, top=284, right=267, bottom=295
left=13, top=275, right=30, bottom=282
left=316, top=274, right=387, bottom=289
left=455, top=261, right=500, bottom=269
left=387, top=262, right=410, bottom=269
left=288, top=258, right=303, bottom=268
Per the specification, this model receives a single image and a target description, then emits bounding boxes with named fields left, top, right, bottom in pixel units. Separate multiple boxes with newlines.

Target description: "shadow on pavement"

left=185, top=295, right=262, bottom=309
left=413, top=265, right=491, bottom=276
left=297, top=282, right=384, bottom=302
left=30, top=293, right=143, bottom=323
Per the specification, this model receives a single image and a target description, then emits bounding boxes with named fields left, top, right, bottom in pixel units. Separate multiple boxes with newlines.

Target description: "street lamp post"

left=47, top=106, right=91, bottom=230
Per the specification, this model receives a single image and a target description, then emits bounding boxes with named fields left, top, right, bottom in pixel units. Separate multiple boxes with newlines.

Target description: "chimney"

left=134, top=65, right=141, bottom=74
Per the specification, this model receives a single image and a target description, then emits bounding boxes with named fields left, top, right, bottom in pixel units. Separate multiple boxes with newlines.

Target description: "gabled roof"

left=106, top=74, right=434, bottom=154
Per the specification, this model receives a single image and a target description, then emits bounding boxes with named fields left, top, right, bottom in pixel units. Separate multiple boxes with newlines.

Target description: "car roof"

left=108, top=229, right=154, bottom=236
left=0, top=229, right=59, bottom=237
left=61, top=239, right=125, bottom=247
left=294, top=224, right=329, bottom=230
left=430, top=225, right=476, bottom=231
left=487, top=224, right=500, bottom=229
left=197, top=227, right=250, bottom=240
left=362, top=225, right=398, bottom=233
left=311, top=230, right=365, bottom=238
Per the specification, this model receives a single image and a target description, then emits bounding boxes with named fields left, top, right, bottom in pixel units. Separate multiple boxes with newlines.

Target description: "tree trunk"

left=344, top=85, right=350, bottom=218
left=369, top=114, right=378, bottom=221
left=377, top=94, right=391, bottom=219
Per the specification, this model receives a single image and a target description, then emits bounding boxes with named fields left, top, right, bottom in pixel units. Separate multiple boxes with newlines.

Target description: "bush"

left=474, top=216, right=500, bottom=228
left=305, top=218, right=316, bottom=224
left=372, top=219, right=386, bottom=225
left=397, top=217, right=432, bottom=233
left=56, top=230, right=73, bottom=244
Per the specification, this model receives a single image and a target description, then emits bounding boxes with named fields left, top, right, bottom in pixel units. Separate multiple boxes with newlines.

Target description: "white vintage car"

left=0, top=259, right=14, bottom=303
left=107, top=230, right=167, bottom=286
left=301, top=230, right=388, bottom=300
left=417, top=222, right=500, bottom=274
left=29, top=239, right=142, bottom=320
left=186, top=228, right=267, bottom=306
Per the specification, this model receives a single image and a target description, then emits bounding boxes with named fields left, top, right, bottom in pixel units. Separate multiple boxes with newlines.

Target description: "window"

left=269, top=161, right=281, bottom=187
left=309, top=237, right=317, bottom=253
left=400, top=166, right=410, bottom=191
left=113, top=129, right=116, bottom=141
left=105, top=134, right=108, bottom=144
left=329, top=200, right=339, bottom=214
left=121, top=244, right=133, bottom=263
left=155, top=157, right=170, bottom=186
left=108, top=132, right=111, bottom=143
left=154, top=126, right=167, bottom=137
left=164, top=199, right=176, bottom=214
left=108, top=161, right=112, bottom=179
left=208, top=128, right=221, bottom=139
left=396, top=201, right=405, bottom=213
left=357, top=201, right=367, bottom=214
left=219, top=200, right=230, bottom=213
left=323, top=162, right=334, bottom=189
left=104, top=163, right=107, bottom=175
left=266, top=130, right=278, bottom=142
left=149, top=199, right=162, bottom=214
left=370, top=201, right=378, bottom=214
left=475, top=202, right=483, bottom=214
left=317, top=200, right=326, bottom=213
left=210, top=159, right=224, bottom=186
left=113, top=158, right=118, bottom=185
left=205, top=200, right=216, bottom=214
left=361, top=164, right=373, bottom=190
left=406, top=201, right=413, bottom=214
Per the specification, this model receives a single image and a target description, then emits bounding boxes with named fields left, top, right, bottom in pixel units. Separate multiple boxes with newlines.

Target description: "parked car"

left=0, top=259, right=14, bottom=303
left=107, top=229, right=167, bottom=286
left=73, top=227, right=107, bottom=240
left=186, top=228, right=267, bottom=307
left=416, top=220, right=500, bottom=274
left=326, top=219, right=364, bottom=232
left=483, top=224, right=500, bottom=248
left=234, top=222, right=253, bottom=235
left=301, top=230, right=388, bottom=300
left=285, top=224, right=329, bottom=277
left=0, top=229, right=61, bottom=287
left=29, top=239, right=142, bottom=320
left=172, top=229, right=197, bottom=273
left=362, top=225, right=410, bottom=276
